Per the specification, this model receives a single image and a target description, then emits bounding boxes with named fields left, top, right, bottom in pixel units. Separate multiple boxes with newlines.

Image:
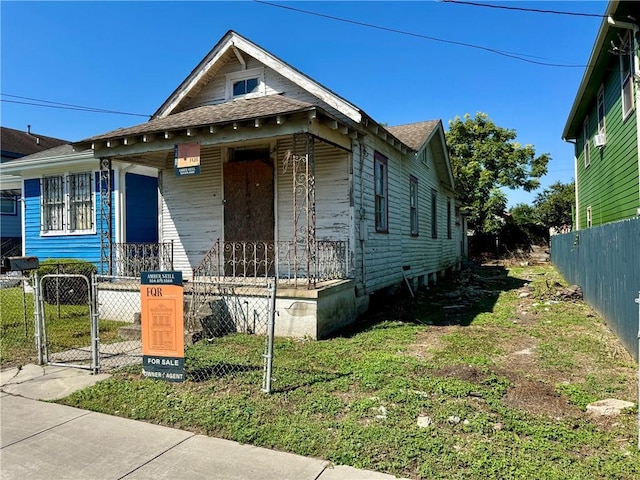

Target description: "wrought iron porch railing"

left=192, top=240, right=349, bottom=288
left=113, top=242, right=174, bottom=277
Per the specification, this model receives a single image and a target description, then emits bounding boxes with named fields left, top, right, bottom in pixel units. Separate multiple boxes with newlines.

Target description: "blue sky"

left=1, top=1, right=607, bottom=207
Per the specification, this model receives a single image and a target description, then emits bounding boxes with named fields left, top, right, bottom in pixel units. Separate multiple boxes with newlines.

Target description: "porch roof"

left=76, top=95, right=315, bottom=146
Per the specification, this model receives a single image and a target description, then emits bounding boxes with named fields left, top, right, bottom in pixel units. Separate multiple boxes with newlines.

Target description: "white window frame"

left=225, top=67, right=265, bottom=100
left=597, top=84, right=606, bottom=134
left=621, top=32, right=635, bottom=120
left=583, top=116, right=590, bottom=168
left=586, top=206, right=592, bottom=228
left=41, top=171, right=96, bottom=236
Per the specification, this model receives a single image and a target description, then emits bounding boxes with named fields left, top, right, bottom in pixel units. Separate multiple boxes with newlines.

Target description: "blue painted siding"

left=1, top=198, right=21, bottom=238
left=125, top=173, right=158, bottom=243
left=23, top=173, right=114, bottom=267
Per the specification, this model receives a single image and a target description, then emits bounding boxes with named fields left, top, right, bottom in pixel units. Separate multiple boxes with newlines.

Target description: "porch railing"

left=113, top=242, right=174, bottom=277
left=193, top=240, right=349, bottom=288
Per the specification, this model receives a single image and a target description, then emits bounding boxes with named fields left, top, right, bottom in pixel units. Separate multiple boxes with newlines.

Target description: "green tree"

left=446, top=112, right=550, bottom=235
left=534, top=180, right=575, bottom=230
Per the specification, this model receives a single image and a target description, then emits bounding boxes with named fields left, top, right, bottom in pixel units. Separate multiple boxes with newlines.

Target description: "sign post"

left=140, top=271, right=185, bottom=382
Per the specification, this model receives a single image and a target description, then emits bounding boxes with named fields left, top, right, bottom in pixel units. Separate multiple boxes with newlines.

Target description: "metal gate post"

left=91, top=274, right=100, bottom=374
left=33, top=271, right=44, bottom=365
left=262, top=281, right=277, bottom=394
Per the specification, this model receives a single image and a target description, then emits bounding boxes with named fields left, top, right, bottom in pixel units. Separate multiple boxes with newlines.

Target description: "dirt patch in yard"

left=404, top=262, right=637, bottom=423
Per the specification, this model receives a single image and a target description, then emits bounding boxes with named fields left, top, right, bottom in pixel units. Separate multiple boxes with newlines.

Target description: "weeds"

left=57, top=264, right=640, bottom=479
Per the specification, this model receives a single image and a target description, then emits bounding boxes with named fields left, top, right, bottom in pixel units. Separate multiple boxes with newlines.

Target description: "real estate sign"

left=140, top=271, right=185, bottom=382
left=174, top=142, right=201, bottom=176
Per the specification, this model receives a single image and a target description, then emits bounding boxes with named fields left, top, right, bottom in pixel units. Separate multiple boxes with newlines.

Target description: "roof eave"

left=562, top=1, right=620, bottom=140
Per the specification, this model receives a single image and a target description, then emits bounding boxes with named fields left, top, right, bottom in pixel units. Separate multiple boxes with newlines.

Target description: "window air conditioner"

left=594, top=133, right=606, bottom=147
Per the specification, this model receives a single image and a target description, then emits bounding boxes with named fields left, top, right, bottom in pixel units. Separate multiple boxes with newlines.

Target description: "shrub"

left=38, top=259, right=97, bottom=305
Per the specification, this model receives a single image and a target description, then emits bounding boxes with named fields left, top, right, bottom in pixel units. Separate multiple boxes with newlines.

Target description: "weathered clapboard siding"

left=275, top=138, right=351, bottom=242
left=399, top=137, right=458, bottom=281
left=575, top=54, right=639, bottom=229
left=356, top=139, right=404, bottom=292
left=160, top=146, right=223, bottom=275
left=184, top=54, right=353, bottom=126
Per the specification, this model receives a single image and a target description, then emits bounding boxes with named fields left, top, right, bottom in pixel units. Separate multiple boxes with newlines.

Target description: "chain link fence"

left=2, top=266, right=276, bottom=392
left=185, top=281, right=276, bottom=391
left=0, top=273, right=38, bottom=368
left=94, top=275, right=143, bottom=370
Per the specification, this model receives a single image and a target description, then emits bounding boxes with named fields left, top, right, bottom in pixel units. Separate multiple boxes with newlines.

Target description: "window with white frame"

left=374, top=151, right=388, bottom=233
left=410, top=175, right=418, bottom=235
left=586, top=206, right=592, bottom=228
left=226, top=68, right=265, bottom=100
left=41, top=172, right=94, bottom=234
left=583, top=116, right=590, bottom=168
left=621, top=32, right=635, bottom=119
left=597, top=84, right=606, bottom=134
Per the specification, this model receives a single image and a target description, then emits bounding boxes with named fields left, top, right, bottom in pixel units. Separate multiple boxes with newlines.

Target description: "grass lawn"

left=57, top=263, right=639, bottom=479
left=0, top=286, right=128, bottom=367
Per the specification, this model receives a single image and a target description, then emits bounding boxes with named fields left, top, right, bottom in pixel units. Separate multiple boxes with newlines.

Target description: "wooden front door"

left=223, top=154, right=274, bottom=275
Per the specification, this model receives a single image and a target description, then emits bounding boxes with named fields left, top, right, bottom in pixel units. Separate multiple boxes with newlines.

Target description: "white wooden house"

left=75, top=30, right=464, bottom=338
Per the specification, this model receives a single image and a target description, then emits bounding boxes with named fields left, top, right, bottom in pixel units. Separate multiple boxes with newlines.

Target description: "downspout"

left=608, top=16, right=640, bottom=216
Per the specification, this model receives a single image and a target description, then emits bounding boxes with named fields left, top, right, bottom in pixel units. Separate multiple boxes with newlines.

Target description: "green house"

left=562, top=1, right=640, bottom=229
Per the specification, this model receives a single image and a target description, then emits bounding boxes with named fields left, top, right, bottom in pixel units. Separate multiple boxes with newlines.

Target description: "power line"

left=1, top=94, right=150, bottom=118
left=253, top=0, right=587, bottom=68
left=441, top=0, right=606, bottom=18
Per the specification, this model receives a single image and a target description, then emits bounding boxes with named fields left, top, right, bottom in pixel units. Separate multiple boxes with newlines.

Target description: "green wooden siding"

left=575, top=62, right=639, bottom=229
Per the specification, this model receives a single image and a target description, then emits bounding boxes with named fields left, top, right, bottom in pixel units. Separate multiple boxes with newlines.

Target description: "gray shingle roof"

left=387, top=120, right=440, bottom=151
left=1, top=127, right=67, bottom=157
left=80, top=95, right=315, bottom=143
left=17, top=144, right=80, bottom=161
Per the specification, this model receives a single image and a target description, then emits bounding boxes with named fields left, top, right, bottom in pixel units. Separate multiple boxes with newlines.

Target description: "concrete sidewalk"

left=0, top=365, right=401, bottom=480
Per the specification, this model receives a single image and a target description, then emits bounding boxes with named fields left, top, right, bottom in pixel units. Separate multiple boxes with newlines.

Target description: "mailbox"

left=2, top=256, right=39, bottom=272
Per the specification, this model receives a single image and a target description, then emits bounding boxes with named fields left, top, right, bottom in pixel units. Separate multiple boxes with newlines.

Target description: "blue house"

left=1, top=126, right=67, bottom=258
left=1, top=144, right=161, bottom=274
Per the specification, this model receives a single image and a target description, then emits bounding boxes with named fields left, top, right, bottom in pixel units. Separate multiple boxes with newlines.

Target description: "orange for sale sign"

left=140, top=271, right=185, bottom=382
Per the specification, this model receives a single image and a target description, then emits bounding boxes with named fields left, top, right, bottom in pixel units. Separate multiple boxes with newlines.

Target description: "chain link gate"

left=0, top=273, right=39, bottom=368
left=30, top=272, right=276, bottom=391
left=38, top=273, right=97, bottom=371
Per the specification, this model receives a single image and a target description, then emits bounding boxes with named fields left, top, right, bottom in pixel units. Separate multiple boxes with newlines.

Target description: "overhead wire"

left=441, top=0, right=607, bottom=18
left=253, top=0, right=589, bottom=68
left=1, top=94, right=150, bottom=118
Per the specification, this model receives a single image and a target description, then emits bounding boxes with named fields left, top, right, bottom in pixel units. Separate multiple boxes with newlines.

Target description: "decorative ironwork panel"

left=100, top=158, right=113, bottom=275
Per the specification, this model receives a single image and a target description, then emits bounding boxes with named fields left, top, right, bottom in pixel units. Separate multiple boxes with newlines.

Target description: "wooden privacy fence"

left=551, top=217, right=640, bottom=362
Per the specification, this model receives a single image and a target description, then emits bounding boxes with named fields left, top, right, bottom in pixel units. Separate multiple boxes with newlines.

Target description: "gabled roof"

left=563, top=1, right=639, bottom=139
left=389, top=119, right=455, bottom=189
left=1, top=126, right=67, bottom=159
left=154, top=30, right=361, bottom=123
left=387, top=120, right=439, bottom=150
left=81, top=95, right=314, bottom=143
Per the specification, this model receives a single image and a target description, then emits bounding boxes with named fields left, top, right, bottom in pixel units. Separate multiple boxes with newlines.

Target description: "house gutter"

left=607, top=16, right=640, bottom=217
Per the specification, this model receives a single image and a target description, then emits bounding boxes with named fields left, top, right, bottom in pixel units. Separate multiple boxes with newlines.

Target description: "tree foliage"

left=533, top=181, right=575, bottom=230
left=446, top=112, right=550, bottom=235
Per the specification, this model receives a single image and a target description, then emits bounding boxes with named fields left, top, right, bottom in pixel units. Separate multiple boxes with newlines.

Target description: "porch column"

left=292, top=133, right=317, bottom=288
left=99, top=157, right=113, bottom=275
